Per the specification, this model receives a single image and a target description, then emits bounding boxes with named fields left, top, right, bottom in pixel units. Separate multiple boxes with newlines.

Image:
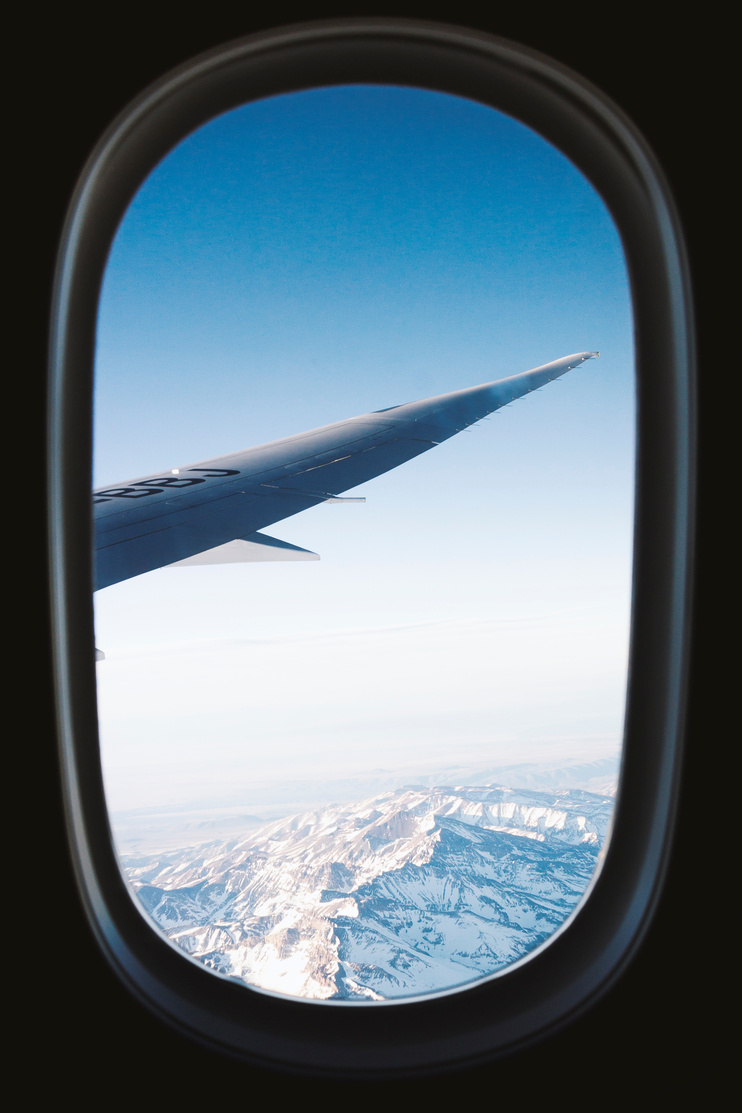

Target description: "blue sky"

left=94, top=86, right=634, bottom=814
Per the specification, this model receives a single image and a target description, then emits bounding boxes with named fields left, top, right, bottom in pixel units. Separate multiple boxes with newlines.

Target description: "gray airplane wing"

left=93, top=352, right=597, bottom=590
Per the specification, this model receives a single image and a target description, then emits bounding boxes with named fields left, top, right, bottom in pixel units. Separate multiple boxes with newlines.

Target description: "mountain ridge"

left=122, top=782, right=614, bottom=1000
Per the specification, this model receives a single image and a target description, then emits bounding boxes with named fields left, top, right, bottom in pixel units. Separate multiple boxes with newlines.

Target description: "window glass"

left=94, top=85, right=634, bottom=1002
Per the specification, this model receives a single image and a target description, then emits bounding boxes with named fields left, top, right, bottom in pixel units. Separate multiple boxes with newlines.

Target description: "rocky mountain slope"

left=123, top=783, right=614, bottom=1000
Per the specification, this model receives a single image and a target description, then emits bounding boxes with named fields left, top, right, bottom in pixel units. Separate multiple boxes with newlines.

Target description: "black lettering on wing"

left=138, top=476, right=206, bottom=488
left=188, top=468, right=240, bottom=477
left=95, top=486, right=163, bottom=499
left=93, top=469, right=239, bottom=503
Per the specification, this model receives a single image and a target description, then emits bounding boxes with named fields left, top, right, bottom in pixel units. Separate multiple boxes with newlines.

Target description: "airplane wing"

left=93, top=352, right=597, bottom=590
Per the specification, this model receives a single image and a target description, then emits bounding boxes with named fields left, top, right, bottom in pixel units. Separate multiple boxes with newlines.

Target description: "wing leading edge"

left=93, top=352, right=598, bottom=590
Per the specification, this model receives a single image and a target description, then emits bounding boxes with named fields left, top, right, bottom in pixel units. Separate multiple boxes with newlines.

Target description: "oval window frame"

left=48, top=17, right=694, bottom=1075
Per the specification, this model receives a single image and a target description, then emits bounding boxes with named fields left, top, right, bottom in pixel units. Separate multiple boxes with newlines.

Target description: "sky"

left=93, top=85, right=634, bottom=816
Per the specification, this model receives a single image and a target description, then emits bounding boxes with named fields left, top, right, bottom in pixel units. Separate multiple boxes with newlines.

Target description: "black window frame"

left=48, top=18, right=695, bottom=1076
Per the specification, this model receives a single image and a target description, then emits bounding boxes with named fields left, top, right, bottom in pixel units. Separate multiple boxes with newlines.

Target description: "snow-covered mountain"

left=122, top=783, right=614, bottom=1001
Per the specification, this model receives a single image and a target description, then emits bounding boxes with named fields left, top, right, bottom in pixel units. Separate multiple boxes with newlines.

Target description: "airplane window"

left=93, top=84, right=634, bottom=1002
left=50, top=20, right=692, bottom=1071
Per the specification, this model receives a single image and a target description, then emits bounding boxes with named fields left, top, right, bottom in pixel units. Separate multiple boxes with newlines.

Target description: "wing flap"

left=167, top=532, right=319, bottom=566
